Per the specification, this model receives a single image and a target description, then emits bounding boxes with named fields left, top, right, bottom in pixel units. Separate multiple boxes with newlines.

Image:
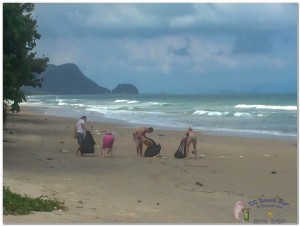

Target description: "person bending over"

left=132, top=127, right=153, bottom=157
left=185, top=127, right=198, bottom=159
left=101, top=132, right=115, bottom=157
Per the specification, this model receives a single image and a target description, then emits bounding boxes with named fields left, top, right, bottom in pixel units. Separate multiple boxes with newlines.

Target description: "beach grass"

left=3, top=186, right=67, bottom=215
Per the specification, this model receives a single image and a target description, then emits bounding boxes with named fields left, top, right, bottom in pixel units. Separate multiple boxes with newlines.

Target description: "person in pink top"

left=101, top=132, right=115, bottom=157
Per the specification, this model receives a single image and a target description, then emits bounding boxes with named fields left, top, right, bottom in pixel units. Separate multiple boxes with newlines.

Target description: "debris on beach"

left=94, top=129, right=102, bottom=135
left=264, top=155, right=277, bottom=158
left=271, top=171, right=277, bottom=174
left=60, top=141, right=64, bottom=144
left=61, top=149, right=70, bottom=153
left=46, top=157, right=53, bottom=160
left=196, top=182, right=204, bottom=186
left=185, top=164, right=207, bottom=168
left=3, top=139, right=14, bottom=143
left=158, top=134, right=165, bottom=136
left=152, top=154, right=168, bottom=159
left=198, top=154, right=205, bottom=157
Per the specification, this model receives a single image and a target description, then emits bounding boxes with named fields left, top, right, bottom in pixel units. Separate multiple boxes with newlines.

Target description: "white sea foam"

left=148, top=102, right=169, bottom=106
left=21, top=101, right=43, bottom=105
left=114, top=99, right=129, bottom=103
left=114, top=99, right=139, bottom=104
left=235, top=104, right=297, bottom=110
left=234, top=112, right=252, bottom=117
left=70, top=103, right=85, bottom=107
left=193, top=110, right=229, bottom=116
left=58, top=102, right=68, bottom=106
left=127, top=100, right=139, bottom=104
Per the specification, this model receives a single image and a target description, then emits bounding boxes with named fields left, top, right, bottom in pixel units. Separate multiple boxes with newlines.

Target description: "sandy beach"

left=3, top=106, right=298, bottom=224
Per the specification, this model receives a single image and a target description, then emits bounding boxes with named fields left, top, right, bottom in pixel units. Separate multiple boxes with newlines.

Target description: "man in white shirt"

left=74, top=116, right=87, bottom=156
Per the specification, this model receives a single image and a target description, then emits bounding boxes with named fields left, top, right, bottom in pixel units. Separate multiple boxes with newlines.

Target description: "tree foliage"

left=3, top=3, right=49, bottom=113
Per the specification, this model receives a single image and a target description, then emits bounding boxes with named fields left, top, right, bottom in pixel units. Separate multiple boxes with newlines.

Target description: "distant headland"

left=23, top=63, right=139, bottom=95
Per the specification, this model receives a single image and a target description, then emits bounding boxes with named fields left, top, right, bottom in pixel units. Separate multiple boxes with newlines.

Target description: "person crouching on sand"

left=133, top=127, right=153, bottom=157
left=185, top=127, right=198, bottom=159
left=101, top=132, right=115, bottom=157
left=74, top=116, right=87, bottom=156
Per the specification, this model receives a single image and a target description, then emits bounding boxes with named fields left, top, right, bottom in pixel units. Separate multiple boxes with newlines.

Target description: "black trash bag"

left=144, top=138, right=161, bottom=157
left=174, top=138, right=186, bottom=159
left=81, top=131, right=96, bottom=153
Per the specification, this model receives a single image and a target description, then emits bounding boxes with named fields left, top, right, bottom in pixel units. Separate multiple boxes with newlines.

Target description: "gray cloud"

left=232, top=33, right=272, bottom=54
left=32, top=3, right=297, bottom=94
left=168, top=38, right=191, bottom=57
left=34, top=3, right=297, bottom=39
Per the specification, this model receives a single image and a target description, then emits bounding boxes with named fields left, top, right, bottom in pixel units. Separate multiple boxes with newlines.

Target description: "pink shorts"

left=102, top=134, right=114, bottom=149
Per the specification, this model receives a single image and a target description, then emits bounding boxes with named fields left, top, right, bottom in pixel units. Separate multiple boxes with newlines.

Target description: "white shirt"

left=76, top=119, right=86, bottom=134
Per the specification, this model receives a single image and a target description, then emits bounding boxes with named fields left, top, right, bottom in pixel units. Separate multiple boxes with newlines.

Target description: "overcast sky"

left=33, top=3, right=298, bottom=94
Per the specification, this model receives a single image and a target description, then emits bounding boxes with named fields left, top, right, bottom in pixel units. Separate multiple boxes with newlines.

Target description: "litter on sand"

left=196, top=182, right=204, bottom=186
left=153, top=154, right=167, bottom=159
left=61, top=149, right=70, bottom=153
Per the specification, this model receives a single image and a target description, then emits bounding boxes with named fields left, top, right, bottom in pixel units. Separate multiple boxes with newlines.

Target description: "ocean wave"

left=21, top=101, right=43, bottom=105
left=26, top=97, right=41, bottom=102
left=114, top=99, right=169, bottom=107
left=234, top=112, right=252, bottom=117
left=57, top=102, right=68, bottom=106
left=70, top=103, right=85, bottom=107
left=193, top=110, right=230, bottom=116
left=148, top=102, right=170, bottom=106
left=235, top=104, right=297, bottom=111
left=114, top=99, right=139, bottom=104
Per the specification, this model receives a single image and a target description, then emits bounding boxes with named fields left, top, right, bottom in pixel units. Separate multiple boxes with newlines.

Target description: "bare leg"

left=136, top=143, right=142, bottom=157
left=76, top=146, right=82, bottom=156
left=139, top=145, right=143, bottom=157
left=185, top=138, right=192, bottom=159
left=101, top=148, right=105, bottom=157
left=193, top=141, right=197, bottom=159
left=108, top=146, right=113, bottom=156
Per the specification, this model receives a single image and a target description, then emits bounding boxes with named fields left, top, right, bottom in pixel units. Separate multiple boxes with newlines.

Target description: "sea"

left=22, top=93, right=297, bottom=141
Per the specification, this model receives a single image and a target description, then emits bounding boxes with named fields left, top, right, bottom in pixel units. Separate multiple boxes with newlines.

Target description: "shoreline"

left=21, top=104, right=298, bottom=142
left=3, top=106, right=298, bottom=223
